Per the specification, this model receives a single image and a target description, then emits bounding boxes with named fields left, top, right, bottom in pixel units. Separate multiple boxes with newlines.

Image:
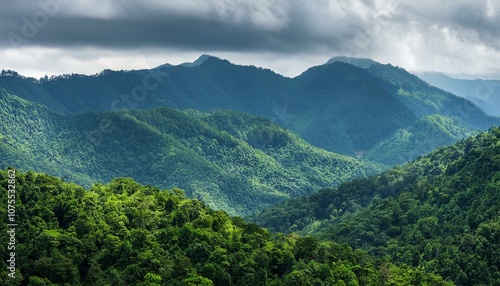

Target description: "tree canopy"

left=0, top=170, right=452, bottom=285
left=250, top=126, right=500, bottom=285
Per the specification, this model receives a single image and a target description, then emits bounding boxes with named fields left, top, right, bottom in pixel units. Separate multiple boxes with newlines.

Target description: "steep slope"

left=0, top=70, right=70, bottom=113
left=250, top=126, right=500, bottom=285
left=329, top=56, right=498, bottom=129
left=0, top=170, right=451, bottom=285
left=2, top=56, right=498, bottom=165
left=0, top=88, right=92, bottom=182
left=0, top=57, right=291, bottom=117
left=0, top=89, right=378, bottom=216
left=289, top=62, right=416, bottom=154
left=418, top=72, right=500, bottom=117
left=370, top=65, right=497, bottom=129
left=364, top=115, right=474, bottom=165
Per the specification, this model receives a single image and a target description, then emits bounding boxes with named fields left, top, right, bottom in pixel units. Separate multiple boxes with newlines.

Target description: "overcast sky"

left=1, top=0, right=499, bottom=79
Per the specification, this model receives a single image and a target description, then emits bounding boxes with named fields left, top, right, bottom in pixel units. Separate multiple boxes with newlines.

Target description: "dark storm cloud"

left=403, top=1, right=500, bottom=49
left=1, top=0, right=499, bottom=78
left=0, top=0, right=366, bottom=53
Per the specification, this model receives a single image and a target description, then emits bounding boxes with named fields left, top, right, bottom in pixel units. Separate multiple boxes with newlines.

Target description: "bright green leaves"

left=0, top=169, right=451, bottom=285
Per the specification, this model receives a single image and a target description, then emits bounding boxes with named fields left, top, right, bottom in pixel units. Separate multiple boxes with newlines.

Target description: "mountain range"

left=418, top=72, right=500, bottom=117
left=0, top=89, right=378, bottom=216
left=250, top=126, right=500, bottom=285
left=1, top=55, right=499, bottom=285
left=1, top=55, right=498, bottom=165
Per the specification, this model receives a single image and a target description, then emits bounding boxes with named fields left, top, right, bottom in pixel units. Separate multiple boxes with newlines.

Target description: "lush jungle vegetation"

left=250, top=126, right=500, bottom=285
left=0, top=170, right=452, bottom=285
left=1, top=56, right=499, bottom=285
left=2, top=56, right=497, bottom=165
left=0, top=89, right=379, bottom=216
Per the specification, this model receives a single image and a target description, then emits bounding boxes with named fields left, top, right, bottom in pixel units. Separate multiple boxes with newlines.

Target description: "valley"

left=1, top=56, right=499, bottom=285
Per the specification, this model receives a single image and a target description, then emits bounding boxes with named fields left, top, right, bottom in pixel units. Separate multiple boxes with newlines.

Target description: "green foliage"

left=251, top=126, right=500, bottom=285
left=0, top=170, right=450, bottom=285
left=3, top=57, right=498, bottom=166
left=365, top=115, right=475, bottom=165
left=0, top=89, right=378, bottom=216
left=366, top=64, right=497, bottom=130
left=293, top=63, right=416, bottom=156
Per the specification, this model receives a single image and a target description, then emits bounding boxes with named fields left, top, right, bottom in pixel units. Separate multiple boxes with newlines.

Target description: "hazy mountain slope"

left=418, top=72, right=500, bottom=117
left=327, top=56, right=378, bottom=68
left=0, top=70, right=70, bottom=113
left=1, top=57, right=291, bottom=117
left=290, top=62, right=416, bottom=154
left=250, top=126, right=500, bottom=285
left=0, top=170, right=451, bottom=285
left=327, top=56, right=499, bottom=128
left=2, top=56, right=498, bottom=165
left=0, top=89, right=378, bottom=216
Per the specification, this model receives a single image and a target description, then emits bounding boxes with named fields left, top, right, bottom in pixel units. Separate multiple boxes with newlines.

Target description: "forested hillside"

left=250, top=127, right=500, bottom=285
left=365, top=63, right=493, bottom=129
left=0, top=170, right=453, bottom=285
left=364, top=115, right=474, bottom=165
left=2, top=56, right=498, bottom=165
left=289, top=62, right=416, bottom=155
left=418, top=72, right=500, bottom=117
left=0, top=89, right=378, bottom=216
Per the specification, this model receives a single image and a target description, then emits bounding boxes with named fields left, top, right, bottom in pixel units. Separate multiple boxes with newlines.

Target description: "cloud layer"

left=1, top=0, right=499, bottom=78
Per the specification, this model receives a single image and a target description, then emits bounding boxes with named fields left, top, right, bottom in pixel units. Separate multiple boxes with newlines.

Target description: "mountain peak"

left=326, top=56, right=378, bottom=68
left=180, top=54, right=218, bottom=67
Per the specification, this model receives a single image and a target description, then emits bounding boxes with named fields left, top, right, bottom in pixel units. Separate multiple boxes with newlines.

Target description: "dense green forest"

left=0, top=170, right=453, bottom=285
left=250, top=127, right=500, bottom=285
left=330, top=57, right=497, bottom=128
left=1, top=56, right=498, bottom=284
left=0, top=89, right=378, bottom=216
left=2, top=56, right=497, bottom=165
left=364, top=115, right=474, bottom=165
left=291, top=62, right=479, bottom=161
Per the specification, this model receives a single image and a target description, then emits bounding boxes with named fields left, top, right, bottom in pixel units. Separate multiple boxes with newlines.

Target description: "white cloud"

left=60, top=0, right=123, bottom=19
left=1, top=0, right=500, bottom=79
left=0, top=46, right=202, bottom=78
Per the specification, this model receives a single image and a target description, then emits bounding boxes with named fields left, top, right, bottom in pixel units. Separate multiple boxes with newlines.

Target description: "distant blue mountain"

left=326, top=56, right=378, bottom=68
left=418, top=72, right=500, bottom=117
left=180, top=54, right=214, bottom=67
